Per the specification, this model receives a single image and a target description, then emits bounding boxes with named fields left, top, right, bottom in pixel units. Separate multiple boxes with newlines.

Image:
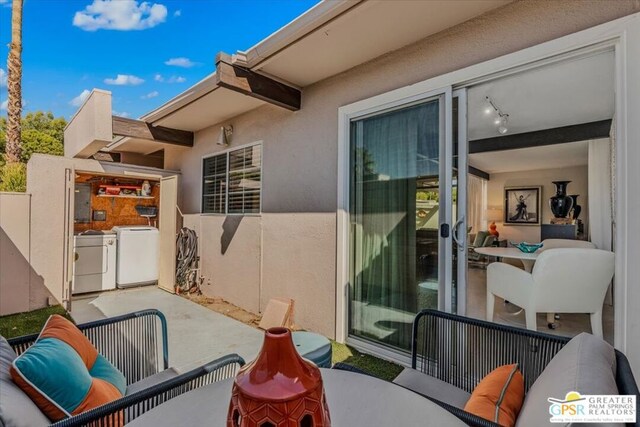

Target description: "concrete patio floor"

left=70, top=287, right=263, bottom=370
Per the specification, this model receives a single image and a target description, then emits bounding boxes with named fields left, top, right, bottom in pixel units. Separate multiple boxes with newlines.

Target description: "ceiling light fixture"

left=484, top=96, right=509, bottom=134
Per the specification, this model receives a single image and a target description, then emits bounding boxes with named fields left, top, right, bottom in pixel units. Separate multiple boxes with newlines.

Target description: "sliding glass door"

left=348, top=88, right=466, bottom=353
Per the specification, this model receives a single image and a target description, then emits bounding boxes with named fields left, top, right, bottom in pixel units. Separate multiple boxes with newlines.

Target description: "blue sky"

left=0, top=0, right=319, bottom=119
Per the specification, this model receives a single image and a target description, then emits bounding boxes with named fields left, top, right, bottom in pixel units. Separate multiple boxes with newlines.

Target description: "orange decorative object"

left=489, top=221, right=500, bottom=238
left=228, top=327, right=331, bottom=427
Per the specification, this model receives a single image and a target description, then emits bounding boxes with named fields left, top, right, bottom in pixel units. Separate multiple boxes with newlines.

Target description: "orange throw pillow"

left=464, top=364, right=524, bottom=427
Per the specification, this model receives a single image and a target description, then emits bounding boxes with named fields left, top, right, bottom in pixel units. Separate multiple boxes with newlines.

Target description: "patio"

left=70, top=287, right=263, bottom=371
left=5, top=308, right=635, bottom=426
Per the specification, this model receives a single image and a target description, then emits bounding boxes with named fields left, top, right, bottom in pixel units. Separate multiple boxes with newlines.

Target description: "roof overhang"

left=140, top=0, right=510, bottom=134
left=241, top=0, right=513, bottom=86
left=80, top=0, right=512, bottom=155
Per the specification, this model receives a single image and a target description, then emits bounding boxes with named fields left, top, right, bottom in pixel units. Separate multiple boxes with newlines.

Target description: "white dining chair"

left=486, top=248, right=615, bottom=337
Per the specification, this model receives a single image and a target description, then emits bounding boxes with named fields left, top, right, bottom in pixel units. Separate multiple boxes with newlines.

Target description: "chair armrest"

left=50, top=353, right=245, bottom=427
left=487, top=262, right=534, bottom=305
left=9, top=310, right=169, bottom=384
left=615, top=350, right=640, bottom=400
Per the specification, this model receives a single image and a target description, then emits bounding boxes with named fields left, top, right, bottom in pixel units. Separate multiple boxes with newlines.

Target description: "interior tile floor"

left=465, top=265, right=614, bottom=345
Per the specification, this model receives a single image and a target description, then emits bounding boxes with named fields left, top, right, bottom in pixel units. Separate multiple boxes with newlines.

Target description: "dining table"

left=473, top=246, right=540, bottom=272
left=127, top=368, right=468, bottom=426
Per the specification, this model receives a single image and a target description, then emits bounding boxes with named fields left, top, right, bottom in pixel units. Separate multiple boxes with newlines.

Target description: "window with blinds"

left=202, top=143, right=262, bottom=214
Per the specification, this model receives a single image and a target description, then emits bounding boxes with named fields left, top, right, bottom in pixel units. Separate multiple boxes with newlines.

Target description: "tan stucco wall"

left=0, top=193, right=53, bottom=315
left=64, top=89, right=112, bottom=159
left=166, top=1, right=639, bottom=338
left=260, top=213, right=336, bottom=336
left=183, top=214, right=262, bottom=313
left=488, top=165, right=589, bottom=243
left=0, top=193, right=30, bottom=315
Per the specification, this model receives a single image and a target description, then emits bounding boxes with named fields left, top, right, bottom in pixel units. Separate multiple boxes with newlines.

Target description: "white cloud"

left=141, top=90, right=159, bottom=99
left=173, top=9, right=181, bottom=17
left=154, top=74, right=185, bottom=83
left=0, top=68, right=6, bottom=87
left=164, top=57, right=195, bottom=68
left=70, top=89, right=91, bottom=107
left=73, top=0, right=168, bottom=31
left=104, top=74, right=144, bottom=85
left=112, top=110, right=129, bottom=118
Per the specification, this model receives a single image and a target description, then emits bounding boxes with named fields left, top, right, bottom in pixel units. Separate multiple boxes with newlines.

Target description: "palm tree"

left=5, top=0, right=23, bottom=163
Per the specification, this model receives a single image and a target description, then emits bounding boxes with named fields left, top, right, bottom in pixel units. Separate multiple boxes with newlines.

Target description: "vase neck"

left=553, top=181, right=571, bottom=195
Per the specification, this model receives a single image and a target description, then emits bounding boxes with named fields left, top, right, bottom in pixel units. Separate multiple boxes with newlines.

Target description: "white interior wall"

left=486, top=165, right=588, bottom=243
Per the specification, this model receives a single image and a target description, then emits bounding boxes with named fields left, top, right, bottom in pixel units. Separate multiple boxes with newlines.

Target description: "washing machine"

left=112, top=226, right=159, bottom=288
left=73, top=231, right=117, bottom=294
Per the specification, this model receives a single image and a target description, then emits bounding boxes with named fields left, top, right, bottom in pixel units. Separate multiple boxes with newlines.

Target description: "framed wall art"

left=504, top=186, right=541, bottom=225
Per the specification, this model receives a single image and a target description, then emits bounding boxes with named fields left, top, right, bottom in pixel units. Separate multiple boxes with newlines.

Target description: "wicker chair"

left=6, top=309, right=245, bottom=427
left=402, top=309, right=639, bottom=427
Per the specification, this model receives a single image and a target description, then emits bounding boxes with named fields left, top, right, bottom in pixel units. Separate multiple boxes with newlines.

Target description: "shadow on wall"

left=221, top=216, right=243, bottom=255
left=0, top=227, right=53, bottom=316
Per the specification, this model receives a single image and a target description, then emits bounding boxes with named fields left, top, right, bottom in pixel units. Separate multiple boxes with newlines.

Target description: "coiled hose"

left=175, top=227, right=198, bottom=291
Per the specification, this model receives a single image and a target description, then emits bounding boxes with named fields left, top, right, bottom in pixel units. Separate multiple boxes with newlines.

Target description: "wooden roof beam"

left=469, top=119, right=612, bottom=154
left=112, top=116, right=194, bottom=147
left=215, top=52, right=301, bottom=111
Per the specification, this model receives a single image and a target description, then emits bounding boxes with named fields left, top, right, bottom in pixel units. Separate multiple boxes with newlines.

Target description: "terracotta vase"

left=227, top=327, right=331, bottom=427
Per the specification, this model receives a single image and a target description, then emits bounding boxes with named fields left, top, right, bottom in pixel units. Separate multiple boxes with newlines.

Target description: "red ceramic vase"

left=227, top=327, right=331, bottom=427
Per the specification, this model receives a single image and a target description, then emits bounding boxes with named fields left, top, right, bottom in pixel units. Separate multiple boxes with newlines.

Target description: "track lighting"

left=484, top=96, right=509, bottom=135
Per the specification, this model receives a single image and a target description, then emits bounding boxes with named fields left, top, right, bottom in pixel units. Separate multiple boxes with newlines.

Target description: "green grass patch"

left=331, top=340, right=404, bottom=382
left=0, top=306, right=72, bottom=339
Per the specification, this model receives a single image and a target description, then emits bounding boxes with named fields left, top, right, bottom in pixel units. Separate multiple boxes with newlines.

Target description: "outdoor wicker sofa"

left=393, top=309, right=639, bottom=427
left=1, top=309, right=245, bottom=427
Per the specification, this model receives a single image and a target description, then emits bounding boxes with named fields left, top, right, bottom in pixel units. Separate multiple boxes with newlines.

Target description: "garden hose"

left=175, top=227, right=198, bottom=291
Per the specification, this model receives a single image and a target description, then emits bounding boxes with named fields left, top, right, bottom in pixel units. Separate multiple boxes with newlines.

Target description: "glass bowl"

left=510, top=241, right=543, bottom=253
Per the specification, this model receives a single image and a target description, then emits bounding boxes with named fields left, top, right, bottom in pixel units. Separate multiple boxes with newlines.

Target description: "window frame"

left=201, top=141, right=263, bottom=216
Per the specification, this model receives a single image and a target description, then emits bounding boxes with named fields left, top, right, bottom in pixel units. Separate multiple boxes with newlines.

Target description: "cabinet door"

left=74, top=183, right=91, bottom=223
left=158, top=175, right=178, bottom=293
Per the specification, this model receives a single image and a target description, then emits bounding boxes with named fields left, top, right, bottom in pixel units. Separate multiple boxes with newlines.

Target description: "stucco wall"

left=183, top=214, right=262, bottom=313
left=166, top=1, right=639, bottom=338
left=0, top=192, right=53, bottom=315
left=64, top=89, right=112, bottom=159
left=488, top=165, right=589, bottom=243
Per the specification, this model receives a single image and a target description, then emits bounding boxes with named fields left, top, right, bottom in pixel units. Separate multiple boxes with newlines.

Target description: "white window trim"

left=336, top=12, right=639, bottom=361
left=200, top=140, right=263, bottom=216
